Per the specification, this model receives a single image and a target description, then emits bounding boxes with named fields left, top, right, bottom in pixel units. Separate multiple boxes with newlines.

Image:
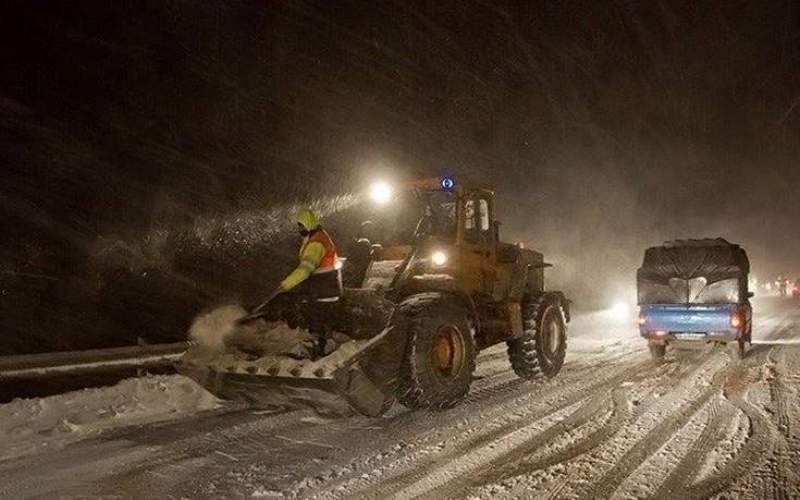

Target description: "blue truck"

left=637, top=239, right=752, bottom=361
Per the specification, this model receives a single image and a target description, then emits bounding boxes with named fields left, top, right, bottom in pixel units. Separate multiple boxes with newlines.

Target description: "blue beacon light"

left=441, top=176, right=455, bottom=190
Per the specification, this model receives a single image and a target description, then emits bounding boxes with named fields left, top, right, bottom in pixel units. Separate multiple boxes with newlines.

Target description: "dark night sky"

left=1, top=1, right=799, bottom=354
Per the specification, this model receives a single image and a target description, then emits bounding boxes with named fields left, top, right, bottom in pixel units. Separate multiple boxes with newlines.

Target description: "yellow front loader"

left=179, top=177, right=570, bottom=416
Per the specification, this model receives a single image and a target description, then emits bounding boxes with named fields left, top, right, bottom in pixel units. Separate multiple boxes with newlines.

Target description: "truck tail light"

left=731, top=308, right=743, bottom=328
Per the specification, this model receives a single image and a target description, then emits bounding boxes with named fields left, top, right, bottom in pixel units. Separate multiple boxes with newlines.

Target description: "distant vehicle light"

left=369, top=181, right=393, bottom=204
left=611, top=302, right=630, bottom=319
left=731, top=313, right=742, bottom=328
left=441, top=176, right=455, bottom=190
left=637, top=315, right=647, bottom=326
left=654, top=330, right=668, bottom=337
left=431, top=250, right=448, bottom=266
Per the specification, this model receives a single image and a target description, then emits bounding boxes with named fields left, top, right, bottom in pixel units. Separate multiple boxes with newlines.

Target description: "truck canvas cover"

left=637, top=238, right=750, bottom=305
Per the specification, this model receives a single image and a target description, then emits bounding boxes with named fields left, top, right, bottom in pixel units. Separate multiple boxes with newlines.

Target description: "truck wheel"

left=728, top=339, right=746, bottom=360
left=649, top=343, right=666, bottom=362
left=507, top=294, right=567, bottom=380
left=395, top=293, right=476, bottom=410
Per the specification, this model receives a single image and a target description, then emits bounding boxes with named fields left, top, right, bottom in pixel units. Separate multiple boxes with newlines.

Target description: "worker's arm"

left=280, top=241, right=325, bottom=291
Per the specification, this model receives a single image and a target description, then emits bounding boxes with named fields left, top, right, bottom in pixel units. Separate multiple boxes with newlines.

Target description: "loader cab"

left=462, top=190, right=495, bottom=244
left=415, top=190, right=459, bottom=241
left=458, top=188, right=497, bottom=295
left=361, top=179, right=502, bottom=296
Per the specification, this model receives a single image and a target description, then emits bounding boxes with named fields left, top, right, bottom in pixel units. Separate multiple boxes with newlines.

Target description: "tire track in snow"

left=384, top=396, right=603, bottom=500
left=442, top=387, right=630, bottom=497
left=782, top=347, right=800, bottom=455
left=444, top=353, right=711, bottom=495
left=681, top=348, right=775, bottom=500
left=669, top=306, right=800, bottom=500
left=348, top=359, right=659, bottom=499
left=766, top=347, right=791, bottom=440
left=577, top=356, right=735, bottom=499
left=299, top=348, right=647, bottom=498
left=651, top=396, right=736, bottom=499
left=581, top=309, right=793, bottom=500
left=499, top=388, right=631, bottom=479
left=448, top=348, right=722, bottom=499
left=510, top=358, right=695, bottom=494
left=0, top=407, right=308, bottom=499
left=763, top=346, right=800, bottom=500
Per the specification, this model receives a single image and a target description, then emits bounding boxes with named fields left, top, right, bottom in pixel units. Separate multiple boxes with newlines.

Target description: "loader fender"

left=545, top=291, right=570, bottom=322
left=397, top=289, right=478, bottom=331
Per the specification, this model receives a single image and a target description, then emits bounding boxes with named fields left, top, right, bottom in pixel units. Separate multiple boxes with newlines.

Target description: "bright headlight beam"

left=611, top=302, right=630, bottom=319
left=369, top=181, right=393, bottom=204
left=431, top=251, right=448, bottom=266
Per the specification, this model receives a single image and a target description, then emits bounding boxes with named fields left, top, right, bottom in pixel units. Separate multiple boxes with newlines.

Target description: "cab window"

left=465, top=197, right=491, bottom=240
left=478, top=199, right=490, bottom=231
left=465, top=200, right=476, bottom=232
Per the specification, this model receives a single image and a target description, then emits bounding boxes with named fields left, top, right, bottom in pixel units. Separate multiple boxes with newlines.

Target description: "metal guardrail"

left=0, top=342, right=191, bottom=380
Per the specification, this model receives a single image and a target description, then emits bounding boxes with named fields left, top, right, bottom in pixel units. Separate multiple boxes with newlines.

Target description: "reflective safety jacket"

left=280, top=228, right=340, bottom=291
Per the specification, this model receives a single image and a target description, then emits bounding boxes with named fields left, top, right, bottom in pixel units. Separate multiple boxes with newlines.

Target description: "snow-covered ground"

left=0, top=375, right=220, bottom=462
left=0, top=297, right=798, bottom=499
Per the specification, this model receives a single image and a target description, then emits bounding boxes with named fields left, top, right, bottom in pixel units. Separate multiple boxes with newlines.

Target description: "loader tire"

left=395, top=293, right=476, bottom=410
left=507, top=293, right=567, bottom=380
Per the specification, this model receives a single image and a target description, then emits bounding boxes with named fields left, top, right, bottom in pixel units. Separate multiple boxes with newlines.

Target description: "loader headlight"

left=369, top=181, right=393, bottom=204
left=431, top=250, right=448, bottom=267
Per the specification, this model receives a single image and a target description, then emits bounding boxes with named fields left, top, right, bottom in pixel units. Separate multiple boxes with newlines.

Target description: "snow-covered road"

left=1, top=297, right=798, bottom=499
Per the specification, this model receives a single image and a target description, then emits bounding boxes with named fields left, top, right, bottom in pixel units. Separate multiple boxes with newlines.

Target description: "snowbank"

left=0, top=374, right=221, bottom=462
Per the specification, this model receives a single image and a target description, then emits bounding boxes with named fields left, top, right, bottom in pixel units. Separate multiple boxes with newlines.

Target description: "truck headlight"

left=431, top=250, right=448, bottom=266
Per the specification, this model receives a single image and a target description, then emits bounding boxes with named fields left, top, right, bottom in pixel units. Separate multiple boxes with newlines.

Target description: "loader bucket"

left=177, top=328, right=395, bottom=417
